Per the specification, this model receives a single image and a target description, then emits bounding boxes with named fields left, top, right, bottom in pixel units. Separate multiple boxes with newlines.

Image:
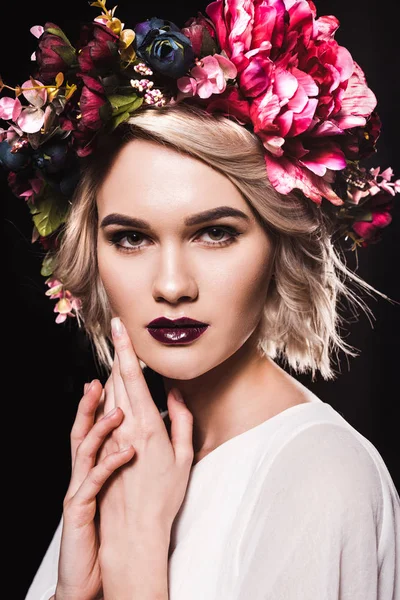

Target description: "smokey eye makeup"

left=105, top=225, right=244, bottom=253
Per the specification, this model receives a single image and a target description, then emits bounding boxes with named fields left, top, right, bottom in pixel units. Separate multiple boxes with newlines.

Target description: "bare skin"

left=96, top=138, right=314, bottom=469
left=163, top=349, right=313, bottom=466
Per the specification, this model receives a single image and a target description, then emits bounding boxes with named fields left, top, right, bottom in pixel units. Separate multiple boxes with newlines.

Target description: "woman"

left=0, top=1, right=398, bottom=598
left=22, top=103, right=399, bottom=599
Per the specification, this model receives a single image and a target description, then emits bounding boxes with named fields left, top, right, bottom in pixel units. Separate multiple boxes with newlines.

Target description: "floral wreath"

left=0, top=0, right=398, bottom=323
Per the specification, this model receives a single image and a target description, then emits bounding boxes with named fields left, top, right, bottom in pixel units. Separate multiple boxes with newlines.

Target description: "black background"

left=2, top=1, right=399, bottom=597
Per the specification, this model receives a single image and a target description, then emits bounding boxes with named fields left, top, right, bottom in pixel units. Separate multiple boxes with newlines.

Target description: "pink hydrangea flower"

left=177, top=54, right=237, bottom=99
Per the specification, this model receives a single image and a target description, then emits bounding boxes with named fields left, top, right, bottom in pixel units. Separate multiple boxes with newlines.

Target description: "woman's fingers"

left=111, top=317, right=160, bottom=422
left=73, top=444, right=135, bottom=507
left=67, top=406, right=125, bottom=499
left=112, top=352, right=132, bottom=414
left=101, top=376, right=115, bottom=418
left=70, top=380, right=103, bottom=467
left=95, top=386, right=106, bottom=422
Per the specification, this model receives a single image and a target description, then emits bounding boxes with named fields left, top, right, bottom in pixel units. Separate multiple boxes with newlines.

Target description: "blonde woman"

left=21, top=103, right=399, bottom=599
left=0, top=1, right=398, bottom=599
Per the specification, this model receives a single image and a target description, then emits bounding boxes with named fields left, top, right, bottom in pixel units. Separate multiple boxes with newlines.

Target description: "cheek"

left=97, top=245, right=142, bottom=315
left=210, top=238, right=274, bottom=331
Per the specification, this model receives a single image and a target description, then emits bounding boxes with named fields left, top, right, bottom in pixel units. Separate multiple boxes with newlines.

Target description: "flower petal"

left=55, top=313, right=68, bottom=323
left=265, top=153, right=344, bottom=205
left=0, top=97, right=21, bottom=120
left=336, top=62, right=377, bottom=129
left=289, top=98, right=318, bottom=136
left=16, top=107, right=45, bottom=133
left=30, top=25, right=44, bottom=38
left=291, top=67, right=319, bottom=96
left=21, top=79, right=47, bottom=107
left=274, top=68, right=298, bottom=101
left=176, top=76, right=197, bottom=95
left=214, top=53, right=237, bottom=79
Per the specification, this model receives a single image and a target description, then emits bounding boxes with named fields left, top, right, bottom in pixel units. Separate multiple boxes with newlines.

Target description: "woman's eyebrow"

left=100, top=206, right=251, bottom=230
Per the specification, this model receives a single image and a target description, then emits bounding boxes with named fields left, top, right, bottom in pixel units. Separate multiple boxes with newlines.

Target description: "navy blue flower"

left=134, top=17, right=195, bottom=78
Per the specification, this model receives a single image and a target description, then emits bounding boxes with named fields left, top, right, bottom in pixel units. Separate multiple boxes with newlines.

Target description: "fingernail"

left=111, top=317, right=125, bottom=338
left=173, top=388, right=185, bottom=403
left=84, top=383, right=90, bottom=394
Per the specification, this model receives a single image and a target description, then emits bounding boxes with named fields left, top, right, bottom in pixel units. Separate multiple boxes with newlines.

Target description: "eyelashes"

left=107, top=225, right=243, bottom=254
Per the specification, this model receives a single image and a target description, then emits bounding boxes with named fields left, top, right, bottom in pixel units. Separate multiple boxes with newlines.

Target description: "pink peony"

left=205, top=0, right=378, bottom=204
left=201, top=85, right=252, bottom=125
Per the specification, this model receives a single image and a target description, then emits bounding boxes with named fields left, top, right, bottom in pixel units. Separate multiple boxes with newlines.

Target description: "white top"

left=25, top=395, right=400, bottom=600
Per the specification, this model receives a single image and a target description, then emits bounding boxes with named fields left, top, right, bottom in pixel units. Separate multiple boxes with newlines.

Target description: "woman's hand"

left=96, top=316, right=194, bottom=564
left=54, top=380, right=135, bottom=600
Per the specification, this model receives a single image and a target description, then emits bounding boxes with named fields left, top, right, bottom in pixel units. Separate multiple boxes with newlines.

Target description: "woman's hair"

left=53, top=102, right=388, bottom=381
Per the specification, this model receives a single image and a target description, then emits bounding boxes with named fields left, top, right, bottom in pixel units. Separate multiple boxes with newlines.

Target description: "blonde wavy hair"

left=53, top=102, right=388, bottom=381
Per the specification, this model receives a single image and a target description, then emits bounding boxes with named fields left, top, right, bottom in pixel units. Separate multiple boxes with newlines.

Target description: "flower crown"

left=1, top=0, right=398, bottom=324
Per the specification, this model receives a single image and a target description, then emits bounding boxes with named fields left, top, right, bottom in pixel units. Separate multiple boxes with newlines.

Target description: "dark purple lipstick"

left=146, top=316, right=209, bottom=344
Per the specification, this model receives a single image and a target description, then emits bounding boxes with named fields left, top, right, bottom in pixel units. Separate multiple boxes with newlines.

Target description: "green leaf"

left=52, top=45, right=77, bottom=66
left=41, top=253, right=56, bottom=277
left=200, top=28, right=219, bottom=57
left=108, top=93, right=143, bottom=114
left=110, top=111, right=131, bottom=130
left=28, top=187, right=69, bottom=238
left=46, top=27, right=75, bottom=49
left=356, top=210, right=373, bottom=222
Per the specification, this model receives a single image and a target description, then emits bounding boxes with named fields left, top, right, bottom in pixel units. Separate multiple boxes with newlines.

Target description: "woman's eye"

left=108, top=226, right=242, bottom=253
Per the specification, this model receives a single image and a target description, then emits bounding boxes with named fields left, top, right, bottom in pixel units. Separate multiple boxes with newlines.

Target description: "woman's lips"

left=146, top=326, right=209, bottom=344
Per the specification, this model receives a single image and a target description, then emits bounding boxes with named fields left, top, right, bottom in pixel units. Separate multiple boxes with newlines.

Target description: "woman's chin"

left=141, top=359, right=208, bottom=381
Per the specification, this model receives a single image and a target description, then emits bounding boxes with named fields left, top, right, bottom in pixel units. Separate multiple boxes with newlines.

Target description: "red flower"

left=59, top=75, right=111, bottom=156
left=7, top=171, right=43, bottom=201
left=202, top=85, right=251, bottom=125
left=79, top=75, right=112, bottom=131
left=35, top=22, right=77, bottom=84
left=352, top=192, right=394, bottom=245
left=340, top=111, right=382, bottom=162
left=182, top=12, right=218, bottom=57
left=358, top=111, right=382, bottom=160
left=78, top=22, right=119, bottom=74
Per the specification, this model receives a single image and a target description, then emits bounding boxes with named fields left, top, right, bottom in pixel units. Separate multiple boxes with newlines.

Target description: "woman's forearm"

left=52, top=530, right=170, bottom=600
left=100, top=528, right=171, bottom=600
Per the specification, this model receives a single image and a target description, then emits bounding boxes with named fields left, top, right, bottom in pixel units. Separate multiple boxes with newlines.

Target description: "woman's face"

left=96, top=139, right=275, bottom=380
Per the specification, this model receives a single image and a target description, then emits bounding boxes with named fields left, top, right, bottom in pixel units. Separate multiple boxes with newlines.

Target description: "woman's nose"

left=151, top=247, right=198, bottom=303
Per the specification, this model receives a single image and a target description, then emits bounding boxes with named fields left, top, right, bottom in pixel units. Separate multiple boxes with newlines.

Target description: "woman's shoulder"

left=261, top=404, right=399, bottom=519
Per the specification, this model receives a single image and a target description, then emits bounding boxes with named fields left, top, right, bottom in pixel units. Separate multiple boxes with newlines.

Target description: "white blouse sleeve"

left=233, top=423, right=400, bottom=600
left=25, top=517, right=63, bottom=600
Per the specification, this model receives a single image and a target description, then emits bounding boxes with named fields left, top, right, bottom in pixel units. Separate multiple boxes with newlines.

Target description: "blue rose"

left=134, top=17, right=195, bottom=78
left=0, top=140, right=31, bottom=171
